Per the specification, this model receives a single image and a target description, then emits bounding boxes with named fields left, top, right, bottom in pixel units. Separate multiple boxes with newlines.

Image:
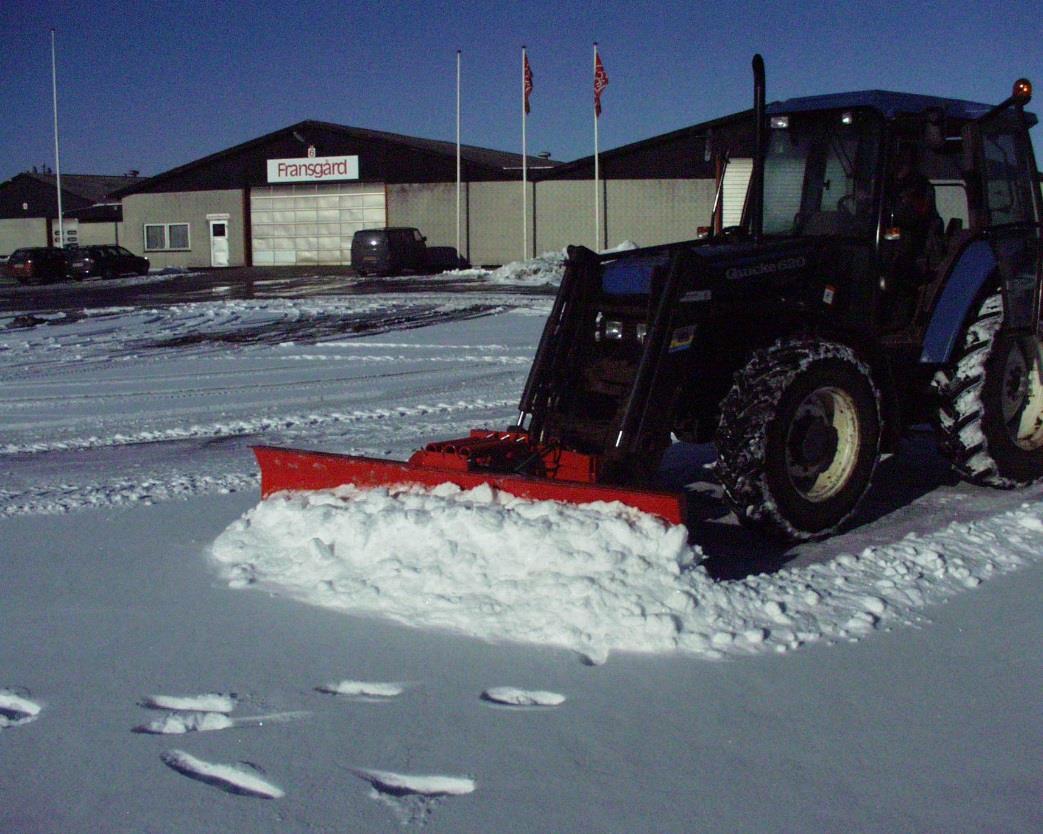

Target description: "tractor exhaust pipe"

left=750, top=54, right=766, bottom=242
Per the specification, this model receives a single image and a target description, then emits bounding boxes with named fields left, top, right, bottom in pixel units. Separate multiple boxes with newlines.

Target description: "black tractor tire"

left=715, top=339, right=882, bottom=541
left=933, top=293, right=1043, bottom=486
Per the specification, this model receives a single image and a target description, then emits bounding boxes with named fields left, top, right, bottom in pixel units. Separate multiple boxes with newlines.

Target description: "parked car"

left=350, top=227, right=428, bottom=276
left=68, top=245, right=150, bottom=279
left=4, top=247, right=70, bottom=284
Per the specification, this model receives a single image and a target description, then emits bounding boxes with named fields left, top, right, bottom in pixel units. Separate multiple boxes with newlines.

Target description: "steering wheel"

left=837, top=193, right=858, bottom=216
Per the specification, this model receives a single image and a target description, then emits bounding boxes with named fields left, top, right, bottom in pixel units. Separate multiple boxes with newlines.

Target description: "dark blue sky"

left=1, top=0, right=1040, bottom=180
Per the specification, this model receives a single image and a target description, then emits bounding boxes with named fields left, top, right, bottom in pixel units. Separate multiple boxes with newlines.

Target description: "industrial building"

left=109, top=113, right=753, bottom=269
left=2, top=113, right=755, bottom=267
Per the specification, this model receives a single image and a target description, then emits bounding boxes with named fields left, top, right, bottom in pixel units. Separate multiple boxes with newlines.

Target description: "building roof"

left=539, top=110, right=752, bottom=181
left=26, top=172, right=143, bottom=202
left=0, top=172, right=143, bottom=219
left=324, top=122, right=558, bottom=172
left=63, top=202, right=123, bottom=222
left=115, top=120, right=561, bottom=195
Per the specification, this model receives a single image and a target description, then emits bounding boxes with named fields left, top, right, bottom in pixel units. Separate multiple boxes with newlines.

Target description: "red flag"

left=594, top=52, right=609, bottom=117
left=524, top=52, right=533, bottom=114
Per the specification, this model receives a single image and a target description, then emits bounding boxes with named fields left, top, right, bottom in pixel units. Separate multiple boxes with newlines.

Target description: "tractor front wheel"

left=715, top=339, right=882, bottom=540
left=934, top=293, right=1043, bottom=486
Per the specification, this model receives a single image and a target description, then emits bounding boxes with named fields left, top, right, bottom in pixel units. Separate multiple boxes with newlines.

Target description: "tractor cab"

left=754, top=85, right=1041, bottom=338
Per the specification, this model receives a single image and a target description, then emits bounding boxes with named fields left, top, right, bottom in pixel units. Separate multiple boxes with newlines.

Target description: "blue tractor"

left=512, top=57, right=1043, bottom=540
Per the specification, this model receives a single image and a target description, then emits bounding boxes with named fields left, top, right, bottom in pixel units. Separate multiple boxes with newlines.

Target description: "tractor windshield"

left=762, top=109, right=882, bottom=238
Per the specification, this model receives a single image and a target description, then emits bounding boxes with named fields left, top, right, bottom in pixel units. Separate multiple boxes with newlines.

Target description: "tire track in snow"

left=0, top=346, right=526, bottom=396
left=1, top=397, right=518, bottom=455
left=0, top=472, right=260, bottom=517
left=0, top=357, right=529, bottom=409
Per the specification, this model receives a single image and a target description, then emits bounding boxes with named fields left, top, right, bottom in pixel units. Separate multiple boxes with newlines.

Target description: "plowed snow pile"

left=211, top=484, right=1043, bottom=663
left=452, top=241, right=639, bottom=287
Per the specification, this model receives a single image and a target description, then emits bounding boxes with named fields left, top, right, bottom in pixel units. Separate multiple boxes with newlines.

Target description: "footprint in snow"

left=481, top=687, right=566, bottom=708
left=351, top=767, right=475, bottom=826
left=161, top=749, right=284, bottom=799
left=0, top=689, right=42, bottom=729
left=315, top=680, right=405, bottom=701
left=140, top=692, right=238, bottom=713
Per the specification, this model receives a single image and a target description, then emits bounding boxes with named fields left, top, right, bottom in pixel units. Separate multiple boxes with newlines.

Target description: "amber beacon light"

left=1012, top=78, right=1032, bottom=102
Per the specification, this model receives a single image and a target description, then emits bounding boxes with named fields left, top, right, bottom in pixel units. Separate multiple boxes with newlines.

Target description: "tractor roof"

left=767, top=90, right=1022, bottom=122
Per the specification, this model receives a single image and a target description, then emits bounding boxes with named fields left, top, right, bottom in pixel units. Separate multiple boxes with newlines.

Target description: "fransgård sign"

left=267, top=155, right=359, bottom=183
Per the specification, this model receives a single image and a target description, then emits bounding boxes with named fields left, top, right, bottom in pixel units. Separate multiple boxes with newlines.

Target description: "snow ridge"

left=141, top=692, right=238, bottom=713
left=212, top=484, right=1043, bottom=664
left=0, top=689, right=42, bottom=729
left=481, top=687, right=566, bottom=707
left=315, top=680, right=405, bottom=699
left=1, top=398, right=515, bottom=456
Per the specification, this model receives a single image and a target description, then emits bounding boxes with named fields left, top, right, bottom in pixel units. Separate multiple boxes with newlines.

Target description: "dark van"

left=350, top=227, right=428, bottom=276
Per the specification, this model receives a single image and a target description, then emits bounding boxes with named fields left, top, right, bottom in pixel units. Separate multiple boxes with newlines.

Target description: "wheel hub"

left=789, top=414, right=839, bottom=474
left=1000, top=336, right=1043, bottom=451
left=785, top=386, right=861, bottom=502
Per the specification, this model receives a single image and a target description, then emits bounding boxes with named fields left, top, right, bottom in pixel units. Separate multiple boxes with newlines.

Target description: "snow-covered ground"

left=1, top=269, right=1040, bottom=832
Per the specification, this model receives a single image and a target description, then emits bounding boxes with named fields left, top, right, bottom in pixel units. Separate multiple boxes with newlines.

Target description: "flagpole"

left=521, top=45, right=528, bottom=260
left=51, top=28, right=64, bottom=249
left=593, top=43, right=600, bottom=251
left=456, top=49, right=461, bottom=258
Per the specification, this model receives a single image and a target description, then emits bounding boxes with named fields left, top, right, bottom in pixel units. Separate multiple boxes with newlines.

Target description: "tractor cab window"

left=980, top=112, right=1037, bottom=227
left=763, top=110, right=881, bottom=238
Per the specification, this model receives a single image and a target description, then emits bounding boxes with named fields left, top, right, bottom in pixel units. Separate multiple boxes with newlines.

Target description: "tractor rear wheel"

left=934, top=292, right=1043, bottom=486
left=715, top=339, right=882, bottom=540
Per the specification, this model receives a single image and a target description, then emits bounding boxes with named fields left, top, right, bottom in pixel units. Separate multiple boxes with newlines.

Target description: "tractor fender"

left=919, top=240, right=997, bottom=364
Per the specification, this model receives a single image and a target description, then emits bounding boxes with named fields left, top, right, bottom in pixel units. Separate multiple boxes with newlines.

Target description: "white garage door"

left=250, top=182, right=386, bottom=265
left=721, top=158, right=753, bottom=227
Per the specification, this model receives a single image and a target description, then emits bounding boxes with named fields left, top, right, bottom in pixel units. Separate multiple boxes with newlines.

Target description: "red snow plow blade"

left=253, top=430, right=685, bottom=525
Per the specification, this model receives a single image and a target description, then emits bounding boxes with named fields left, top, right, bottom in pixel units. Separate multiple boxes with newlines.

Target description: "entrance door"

left=209, top=220, right=229, bottom=267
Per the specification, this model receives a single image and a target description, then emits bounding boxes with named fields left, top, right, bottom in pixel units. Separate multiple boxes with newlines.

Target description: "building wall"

left=113, top=177, right=717, bottom=271
left=76, top=221, right=127, bottom=247
left=604, top=179, right=717, bottom=248
left=467, top=182, right=532, bottom=266
left=536, top=179, right=716, bottom=254
left=534, top=181, right=597, bottom=252
left=387, top=179, right=717, bottom=266
left=386, top=183, right=469, bottom=258
left=0, top=218, right=47, bottom=257
left=121, top=190, right=244, bottom=268
left=388, top=181, right=534, bottom=267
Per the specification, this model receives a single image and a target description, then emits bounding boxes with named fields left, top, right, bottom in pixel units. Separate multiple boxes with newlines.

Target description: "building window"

left=144, top=223, right=190, bottom=251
